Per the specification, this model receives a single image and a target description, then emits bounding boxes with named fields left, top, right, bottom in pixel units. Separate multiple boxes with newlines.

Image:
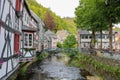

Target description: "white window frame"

left=24, top=32, right=33, bottom=48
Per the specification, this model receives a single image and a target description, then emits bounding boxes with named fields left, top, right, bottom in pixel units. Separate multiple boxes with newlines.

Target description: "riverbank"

left=68, top=52, right=120, bottom=80
left=13, top=50, right=120, bottom=80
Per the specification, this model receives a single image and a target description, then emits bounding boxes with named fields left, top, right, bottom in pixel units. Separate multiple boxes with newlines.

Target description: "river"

left=29, top=53, right=86, bottom=80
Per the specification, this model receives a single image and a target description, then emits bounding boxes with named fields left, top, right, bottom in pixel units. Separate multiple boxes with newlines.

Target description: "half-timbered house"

left=19, top=1, right=38, bottom=62
left=0, top=0, right=45, bottom=79
left=30, top=10, right=45, bottom=52
left=44, top=30, right=57, bottom=50
left=0, top=0, right=23, bottom=79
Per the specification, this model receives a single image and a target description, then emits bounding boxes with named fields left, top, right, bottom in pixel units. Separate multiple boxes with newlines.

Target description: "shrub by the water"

left=37, top=51, right=49, bottom=61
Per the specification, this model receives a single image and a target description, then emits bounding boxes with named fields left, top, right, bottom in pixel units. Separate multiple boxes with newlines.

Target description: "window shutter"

left=0, top=20, right=2, bottom=32
left=16, top=0, right=22, bottom=12
left=14, top=33, right=20, bottom=54
left=16, top=0, right=22, bottom=17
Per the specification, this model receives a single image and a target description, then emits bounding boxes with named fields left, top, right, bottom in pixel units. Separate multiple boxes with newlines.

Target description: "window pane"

left=29, top=34, right=32, bottom=47
left=24, top=33, right=29, bottom=47
left=24, top=33, right=33, bottom=47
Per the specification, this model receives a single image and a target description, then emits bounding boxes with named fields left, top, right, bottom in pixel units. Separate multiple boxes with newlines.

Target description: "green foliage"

left=75, top=0, right=120, bottom=49
left=57, top=42, right=63, bottom=48
left=63, top=17, right=77, bottom=34
left=63, top=48, right=79, bottom=58
left=69, top=52, right=120, bottom=80
left=75, top=0, right=108, bottom=30
left=27, top=0, right=77, bottom=34
left=37, top=51, right=49, bottom=61
left=20, top=65, right=27, bottom=76
left=75, top=0, right=109, bottom=46
left=63, top=35, right=78, bottom=48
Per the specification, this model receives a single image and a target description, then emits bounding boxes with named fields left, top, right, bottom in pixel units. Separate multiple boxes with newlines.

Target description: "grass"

left=67, top=52, right=120, bottom=80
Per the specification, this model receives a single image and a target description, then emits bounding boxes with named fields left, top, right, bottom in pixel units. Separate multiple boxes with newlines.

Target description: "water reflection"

left=30, top=53, right=85, bottom=80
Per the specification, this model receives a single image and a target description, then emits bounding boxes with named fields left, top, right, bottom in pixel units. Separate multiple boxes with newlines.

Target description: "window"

left=85, top=35, right=88, bottom=39
left=102, top=35, right=105, bottom=39
left=89, top=35, right=92, bottom=39
left=81, top=35, right=84, bottom=39
left=24, top=33, right=33, bottom=48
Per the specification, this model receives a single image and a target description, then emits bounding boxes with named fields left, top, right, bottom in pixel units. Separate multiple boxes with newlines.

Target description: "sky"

left=36, top=0, right=79, bottom=18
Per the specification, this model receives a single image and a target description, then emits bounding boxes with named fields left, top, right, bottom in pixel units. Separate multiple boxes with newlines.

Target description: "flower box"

left=16, top=51, right=23, bottom=55
left=13, top=51, right=23, bottom=58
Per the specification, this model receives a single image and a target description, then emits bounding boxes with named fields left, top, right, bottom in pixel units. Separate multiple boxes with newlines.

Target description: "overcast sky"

left=36, top=0, right=79, bottom=18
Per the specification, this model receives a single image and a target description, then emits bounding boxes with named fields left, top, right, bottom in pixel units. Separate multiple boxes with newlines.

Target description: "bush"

left=37, top=51, right=49, bottom=61
left=63, top=35, right=78, bottom=48
left=57, top=42, right=63, bottom=48
left=63, top=48, right=79, bottom=58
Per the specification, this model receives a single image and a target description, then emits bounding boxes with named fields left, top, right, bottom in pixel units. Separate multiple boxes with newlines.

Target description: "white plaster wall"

left=23, top=8, right=30, bottom=27
left=0, top=0, right=22, bottom=79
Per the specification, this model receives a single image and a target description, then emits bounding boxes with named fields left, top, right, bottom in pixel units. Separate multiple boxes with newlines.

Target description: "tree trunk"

left=91, top=30, right=95, bottom=48
left=77, top=30, right=81, bottom=51
left=100, top=29, right=102, bottom=49
left=109, top=18, right=113, bottom=50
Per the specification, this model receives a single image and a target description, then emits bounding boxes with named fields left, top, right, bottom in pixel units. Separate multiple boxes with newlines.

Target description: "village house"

left=44, top=30, right=57, bottom=50
left=19, top=1, right=39, bottom=62
left=43, top=35, right=50, bottom=50
left=0, top=0, right=23, bottom=79
left=56, top=30, right=69, bottom=43
left=30, top=10, right=45, bottom=52
left=0, top=0, right=45, bottom=79
left=78, top=29, right=118, bottom=50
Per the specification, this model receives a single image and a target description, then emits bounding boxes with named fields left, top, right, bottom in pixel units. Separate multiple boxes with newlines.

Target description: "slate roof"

left=22, top=25, right=37, bottom=32
left=78, top=29, right=118, bottom=35
left=30, top=10, right=45, bottom=26
left=45, top=30, right=57, bottom=38
left=78, top=29, right=90, bottom=34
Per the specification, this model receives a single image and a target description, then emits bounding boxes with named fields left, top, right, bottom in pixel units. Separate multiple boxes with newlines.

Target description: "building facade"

left=78, top=29, right=116, bottom=50
left=0, top=0, right=45, bottom=79
left=19, top=1, right=38, bottom=62
left=44, top=30, right=57, bottom=50
left=56, top=30, right=69, bottom=43
left=30, top=11, right=45, bottom=52
left=0, top=0, right=23, bottom=79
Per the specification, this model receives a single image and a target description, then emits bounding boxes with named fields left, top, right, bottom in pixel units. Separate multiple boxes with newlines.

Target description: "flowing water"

left=29, top=53, right=85, bottom=80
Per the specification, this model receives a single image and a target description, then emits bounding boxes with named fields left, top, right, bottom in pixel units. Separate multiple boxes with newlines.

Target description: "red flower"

left=16, top=51, right=23, bottom=55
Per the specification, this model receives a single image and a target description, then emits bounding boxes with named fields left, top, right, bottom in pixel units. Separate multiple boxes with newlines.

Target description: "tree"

left=63, top=35, right=78, bottom=48
left=27, top=0, right=77, bottom=34
left=75, top=0, right=108, bottom=47
left=104, top=0, right=120, bottom=50
left=44, top=11, right=56, bottom=30
left=57, top=42, right=63, bottom=48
